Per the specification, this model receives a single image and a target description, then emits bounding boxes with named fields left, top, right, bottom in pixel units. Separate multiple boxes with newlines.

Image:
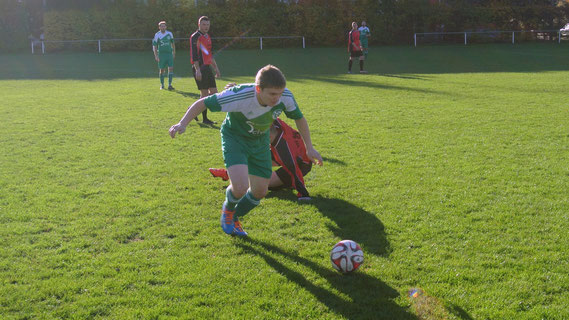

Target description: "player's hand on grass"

left=169, top=123, right=186, bottom=138
left=307, top=148, right=323, bottom=166
left=224, top=82, right=237, bottom=90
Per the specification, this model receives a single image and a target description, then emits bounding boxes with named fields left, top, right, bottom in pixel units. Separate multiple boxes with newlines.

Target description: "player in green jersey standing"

left=358, top=21, right=371, bottom=60
left=169, top=65, right=323, bottom=236
left=153, top=21, right=176, bottom=90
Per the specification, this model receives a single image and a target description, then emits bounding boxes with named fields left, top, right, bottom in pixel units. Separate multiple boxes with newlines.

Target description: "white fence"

left=31, top=36, right=305, bottom=54
left=413, top=30, right=567, bottom=47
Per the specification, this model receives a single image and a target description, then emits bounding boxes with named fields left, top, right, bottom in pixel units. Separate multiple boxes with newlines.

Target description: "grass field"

left=1, top=43, right=569, bottom=319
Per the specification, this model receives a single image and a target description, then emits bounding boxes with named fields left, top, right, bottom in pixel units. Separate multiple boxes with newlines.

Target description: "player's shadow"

left=321, top=156, right=346, bottom=166
left=380, top=73, right=430, bottom=80
left=235, top=238, right=416, bottom=320
left=301, top=75, right=446, bottom=95
left=448, top=304, right=474, bottom=320
left=265, top=193, right=390, bottom=257
left=174, top=90, right=201, bottom=99
left=195, top=122, right=221, bottom=130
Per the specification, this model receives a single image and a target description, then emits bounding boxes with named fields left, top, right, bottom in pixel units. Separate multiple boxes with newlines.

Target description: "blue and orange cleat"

left=220, top=206, right=235, bottom=234
left=209, top=168, right=229, bottom=181
left=232, top=220, right=248, bottom=237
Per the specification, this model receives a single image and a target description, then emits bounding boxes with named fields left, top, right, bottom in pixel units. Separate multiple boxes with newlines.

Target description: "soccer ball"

left=330, top=240, right=364, bottom=273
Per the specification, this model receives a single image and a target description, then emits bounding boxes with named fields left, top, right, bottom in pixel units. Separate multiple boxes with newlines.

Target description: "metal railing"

left=31, top=36, right=305, bottom=54
left=413, top=30, right=566, bottom=47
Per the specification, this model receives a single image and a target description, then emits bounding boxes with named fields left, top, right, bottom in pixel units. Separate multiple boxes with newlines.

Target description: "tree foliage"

left=4, top=0, right=569, bottom=52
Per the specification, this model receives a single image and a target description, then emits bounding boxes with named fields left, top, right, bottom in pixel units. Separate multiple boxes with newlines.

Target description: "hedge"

left=5, top=0, right=569, bottom=53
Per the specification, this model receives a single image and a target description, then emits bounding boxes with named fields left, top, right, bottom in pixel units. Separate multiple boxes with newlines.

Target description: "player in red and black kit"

left=190, top=16, right=221, bottom=125
left=348, top=21, right=367, bottom=74
left=209, top=118, right=313, bottom=200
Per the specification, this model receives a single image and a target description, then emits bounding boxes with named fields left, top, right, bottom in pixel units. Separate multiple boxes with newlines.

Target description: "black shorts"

left=350, top=50, right=363, bottom=58
left=193, top=65, right=217, bottom=90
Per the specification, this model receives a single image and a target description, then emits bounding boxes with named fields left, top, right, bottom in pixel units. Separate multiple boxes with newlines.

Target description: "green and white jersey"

left=153, top=31, right=174, bottom=54
left=358, top=26, right=370, bottom=41
left=204, top=84, right=304, bottom=140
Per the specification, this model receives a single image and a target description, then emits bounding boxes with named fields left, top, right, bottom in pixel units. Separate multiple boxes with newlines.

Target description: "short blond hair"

left=255, top=65, right=286, bottom=89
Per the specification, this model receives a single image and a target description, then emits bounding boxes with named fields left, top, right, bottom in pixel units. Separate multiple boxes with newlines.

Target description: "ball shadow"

left=235, top=238, right=416, bottom=320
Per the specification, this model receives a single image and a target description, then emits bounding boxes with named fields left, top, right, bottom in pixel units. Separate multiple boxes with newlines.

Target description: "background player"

left=190, top=16, right=221, bottom=125
left=358, top=21, right=371, bottom=59
left=152, top=21, right=176, bottom=90
left=169, top=65, right=323, bottom=237
left=348, top=22, right=366, bottom=74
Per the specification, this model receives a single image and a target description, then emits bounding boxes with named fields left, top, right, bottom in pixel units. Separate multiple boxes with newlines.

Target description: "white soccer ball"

left=330, top=240, right=364, bottom=273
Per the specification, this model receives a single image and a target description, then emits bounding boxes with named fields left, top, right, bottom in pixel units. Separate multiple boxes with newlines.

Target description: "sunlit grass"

left=1, top=44, right=569, bottom=319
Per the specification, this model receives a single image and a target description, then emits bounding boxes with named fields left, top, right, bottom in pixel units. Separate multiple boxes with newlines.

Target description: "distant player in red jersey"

left=348, top=21, right=367, bottom=74
left=190, top=16, right=221, bottom=125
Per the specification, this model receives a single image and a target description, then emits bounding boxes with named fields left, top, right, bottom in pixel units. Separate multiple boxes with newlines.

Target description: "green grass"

left=1, top=43, right=569, bottom=319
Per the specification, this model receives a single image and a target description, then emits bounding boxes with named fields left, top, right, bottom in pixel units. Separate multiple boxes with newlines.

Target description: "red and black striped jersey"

left=348, top=30, right=361, bottom=52
left=190, top=30, right=213, bottom=65
left=270, top=119, right=311, bottom=197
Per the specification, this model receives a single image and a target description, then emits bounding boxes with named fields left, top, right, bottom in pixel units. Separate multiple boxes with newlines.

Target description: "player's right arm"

left=153, top=46, right=159, bottom=62
left=152, top=34, right=159, bottom=62
left=193, top=61, right=202, bottom=81
left=169, top=98, right=207, bottom=138
left=190, top=33, right=202, bottom=80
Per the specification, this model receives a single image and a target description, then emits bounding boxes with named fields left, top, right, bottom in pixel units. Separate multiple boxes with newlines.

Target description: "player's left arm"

left=211, top=57, right=221, bottom=78
left=171, top=35, right=176, bottom=58
left=294, top=117, right=323, bottom=166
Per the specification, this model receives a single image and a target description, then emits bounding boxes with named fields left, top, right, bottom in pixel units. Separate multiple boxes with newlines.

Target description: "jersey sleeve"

left=281, top=89, right=304, bottom=120
left=152, top=33, right=158, bottom=47
left=190, top=33, right=200, bottom=64
left=203, top=86, right=256, bottom=113
left=168, top=32, right=175, bottom=45
left=204, top=94, right=222, bottom=112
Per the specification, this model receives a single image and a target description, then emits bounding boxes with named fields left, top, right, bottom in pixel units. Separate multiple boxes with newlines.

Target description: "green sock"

left=234, top=190, right=260, bottom=219
left=168, top=72, right=173, bottom=86
left=160, top=73, right=165, bottom=86
left=223, top=187, right=239, bottom=211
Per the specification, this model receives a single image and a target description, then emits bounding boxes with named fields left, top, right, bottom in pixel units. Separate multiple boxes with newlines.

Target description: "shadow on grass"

left=236, top=238, right=416, bottom=320
left=174, top=90, right=200, bottom=99
left=321, top=156, right=346, bottom=166
left=3, top=44, right=568, bottom=80
left=298, top=74, right=443, bottom=95
left=265, top=192, right=390, bottom=257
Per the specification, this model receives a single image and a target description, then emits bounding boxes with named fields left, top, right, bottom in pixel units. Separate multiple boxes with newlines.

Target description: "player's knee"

left=230, top=184, right=248, bottom=198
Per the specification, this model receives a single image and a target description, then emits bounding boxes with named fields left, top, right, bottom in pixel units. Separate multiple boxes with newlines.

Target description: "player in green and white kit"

left=153, top=21, right=176, bottom=90
left=358, top=21, right=370, bottom=59
left=169, top=65, right=323, bottom=236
